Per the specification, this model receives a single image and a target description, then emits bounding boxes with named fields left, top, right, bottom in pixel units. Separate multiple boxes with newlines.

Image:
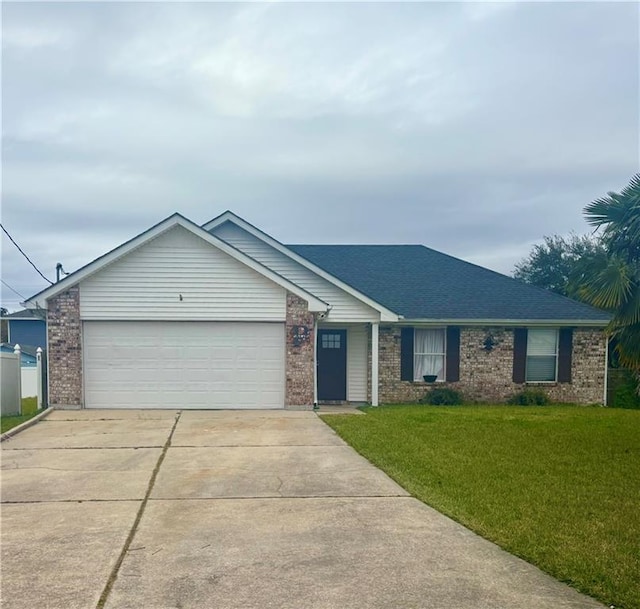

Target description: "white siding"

left=347, top=325, right=368, bottom=402
left=83, top=321, right=285, bottom=409
left=212, top=222, right=379, bottom=322
left=80, top=226, right=286, bottom=321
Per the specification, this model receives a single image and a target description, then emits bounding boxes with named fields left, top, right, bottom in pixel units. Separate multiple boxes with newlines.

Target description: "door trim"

left=317, top=328, right=347, bottom=401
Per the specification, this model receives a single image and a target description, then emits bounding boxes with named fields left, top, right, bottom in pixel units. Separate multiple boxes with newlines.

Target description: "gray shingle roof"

left=3, top=309, right=45, bottom=320
left=287, top=244, right=610, bottom=322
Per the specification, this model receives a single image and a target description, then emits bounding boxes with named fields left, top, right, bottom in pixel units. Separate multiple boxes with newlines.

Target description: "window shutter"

left=513, top=328, right=528, bottom=383
left=400, top=327, right=414, bottom=381
left=445, top=326, right=460, bottom=382
left=558, top=328, right=573, bottom=383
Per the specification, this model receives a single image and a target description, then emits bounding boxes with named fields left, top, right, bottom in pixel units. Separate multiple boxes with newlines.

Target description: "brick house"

left=25, top=211, right=610, bottom=410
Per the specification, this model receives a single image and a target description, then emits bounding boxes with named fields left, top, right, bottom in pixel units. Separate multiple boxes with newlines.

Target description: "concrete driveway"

left=1, top=409, right=602, bottom=609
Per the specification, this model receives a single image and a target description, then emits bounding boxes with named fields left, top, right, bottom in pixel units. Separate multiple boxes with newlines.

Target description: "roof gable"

left=288, top=245, right=611, bottom=324
left=202, top=211, right=399, bottom=321
left=24, top=214, right=329, bottom=312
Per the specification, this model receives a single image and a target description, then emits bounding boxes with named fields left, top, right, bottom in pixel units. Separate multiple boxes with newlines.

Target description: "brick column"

left=285, top=292, right=315, bottom=409
left=47, top=286, right=83, bottom=409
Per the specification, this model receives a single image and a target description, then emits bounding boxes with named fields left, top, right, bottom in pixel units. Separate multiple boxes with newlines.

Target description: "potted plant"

left=423, top=374, right=438, bottom=383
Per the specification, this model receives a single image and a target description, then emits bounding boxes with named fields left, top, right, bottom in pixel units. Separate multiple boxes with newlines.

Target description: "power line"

left=0, top=223, right=54, bottom=285
left=0, top=279, right=26, bottom=300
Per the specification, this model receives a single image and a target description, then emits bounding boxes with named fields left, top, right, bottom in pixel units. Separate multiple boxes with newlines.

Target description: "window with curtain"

left=414, top=329, right=445, bottom=381
left=526, top=328, right=558, bottom=382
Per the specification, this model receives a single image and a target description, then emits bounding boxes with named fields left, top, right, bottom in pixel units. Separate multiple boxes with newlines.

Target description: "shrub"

left=421, top=387, right=464, bottom=405
left=508, top=389, right=550, bottom=405
left=612, top=370, right=640, bottom=409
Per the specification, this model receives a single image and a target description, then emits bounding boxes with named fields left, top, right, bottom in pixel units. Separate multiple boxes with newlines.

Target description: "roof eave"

left=395, top=318, right=610, bottom=327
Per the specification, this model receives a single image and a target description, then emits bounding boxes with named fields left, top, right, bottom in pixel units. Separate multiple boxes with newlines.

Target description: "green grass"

left=1, top=397, right=41, bottom=433
left=322, top=405, right=640, bottom=609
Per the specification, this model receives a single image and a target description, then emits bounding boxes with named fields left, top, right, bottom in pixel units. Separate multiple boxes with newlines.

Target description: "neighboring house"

left=0, top=343, right=38, bottom=367
left=4, top=309, right=46, bottom=349
left=24, top=211, right=610, bottom=410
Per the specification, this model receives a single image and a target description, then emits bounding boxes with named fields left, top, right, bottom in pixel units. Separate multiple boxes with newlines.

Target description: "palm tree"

left=578, top=174, right=640, bottom=371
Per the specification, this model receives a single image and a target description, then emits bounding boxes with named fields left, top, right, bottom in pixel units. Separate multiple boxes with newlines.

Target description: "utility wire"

left=0, top=279, right=26, bottom=300
left=0, top=223, right=54, bottom=285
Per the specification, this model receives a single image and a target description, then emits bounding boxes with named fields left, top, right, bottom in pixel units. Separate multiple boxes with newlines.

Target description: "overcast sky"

left=2, top=1, right=638, bottom=312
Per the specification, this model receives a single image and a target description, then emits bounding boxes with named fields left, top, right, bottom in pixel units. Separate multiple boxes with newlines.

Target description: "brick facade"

left=47, top=286, right=83, bottom=408
left=378, top=326, right=606, bottom=405
left=44, top=283, right=605, bottom=408
left=285, top=292, right=315, bottom=408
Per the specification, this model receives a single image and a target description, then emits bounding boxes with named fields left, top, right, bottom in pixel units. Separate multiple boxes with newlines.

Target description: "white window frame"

left=525, top=328, right=559, bottom=383
left=414, top=328, right=446, bottom=382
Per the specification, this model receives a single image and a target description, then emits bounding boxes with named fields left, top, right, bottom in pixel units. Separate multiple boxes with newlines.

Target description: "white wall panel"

left=347, top=325, right=368, bottom=402
left=80, top=226, right=286, bottom=321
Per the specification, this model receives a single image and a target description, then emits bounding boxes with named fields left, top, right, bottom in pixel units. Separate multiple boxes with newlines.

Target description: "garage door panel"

left=83, top=322, right=285, bottom=409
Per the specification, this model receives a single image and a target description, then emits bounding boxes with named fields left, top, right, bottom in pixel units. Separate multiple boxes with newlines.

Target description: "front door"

left=317, top=329, right=347, bottom=401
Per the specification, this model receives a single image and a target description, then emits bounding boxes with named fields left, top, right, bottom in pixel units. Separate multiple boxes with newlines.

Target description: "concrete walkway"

left=1, top=410, right=602, bottom=609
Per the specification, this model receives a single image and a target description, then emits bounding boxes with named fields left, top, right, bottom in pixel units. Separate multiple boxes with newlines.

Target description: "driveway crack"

left=275, top=475, right=284, bottom=497
left=96, top=411, right=181, bottom=609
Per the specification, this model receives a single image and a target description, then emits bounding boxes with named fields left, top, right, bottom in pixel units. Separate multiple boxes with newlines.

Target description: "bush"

left=612, top=370, right=640, bottom=409
left=421, top=387, right=464, bottom=405
left=508, top=389, right=550, bottom=405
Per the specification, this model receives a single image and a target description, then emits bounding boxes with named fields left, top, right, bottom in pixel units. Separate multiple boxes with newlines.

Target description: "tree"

left=577, top=174, right=640, bottom=371
left=0, top=308, right=7, bottom=343
left=513, top=233, right=604, bottom=298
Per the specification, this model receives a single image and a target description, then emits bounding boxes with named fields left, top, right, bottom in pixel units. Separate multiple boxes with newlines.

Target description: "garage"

left=83, top=321, right=285, bottom=409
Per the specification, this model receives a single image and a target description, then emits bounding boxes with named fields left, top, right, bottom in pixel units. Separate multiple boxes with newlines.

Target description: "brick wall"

left=543, top=328, right=607, bottom=404
left=47, top=286, right=83, bottom=408
left=285, top=292, right=315, bottom=408
left=378, top=326, right=606, bottom=405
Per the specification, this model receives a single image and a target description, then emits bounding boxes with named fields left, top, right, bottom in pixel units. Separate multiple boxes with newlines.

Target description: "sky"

left=1, top=1, right=638, bottom=312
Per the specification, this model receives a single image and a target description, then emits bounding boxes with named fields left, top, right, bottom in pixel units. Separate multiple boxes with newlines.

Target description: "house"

left=3, top=309, right=46, bottom=349
left=0, top=343, right=38, bottom=367
left=24, top=211, right=610, bottom=410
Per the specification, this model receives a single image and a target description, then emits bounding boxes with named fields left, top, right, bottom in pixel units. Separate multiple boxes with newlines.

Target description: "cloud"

left=1, top=1, right=638, bottom=311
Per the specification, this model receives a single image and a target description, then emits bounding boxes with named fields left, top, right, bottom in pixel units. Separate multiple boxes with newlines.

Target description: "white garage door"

left=83, top=321, right=285, bottom=409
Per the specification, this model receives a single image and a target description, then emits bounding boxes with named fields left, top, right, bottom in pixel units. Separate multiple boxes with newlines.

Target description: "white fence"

left=1, top=351, right=21, bottom=415
left=0, top=345, right=45, bottom=415
left=22, top=367, right=38, bottom=398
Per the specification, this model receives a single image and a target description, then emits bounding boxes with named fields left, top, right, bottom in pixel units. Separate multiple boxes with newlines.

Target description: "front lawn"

left=1, top=397, right=41, bottom=434
left=322, top=405, right=640, bottom=609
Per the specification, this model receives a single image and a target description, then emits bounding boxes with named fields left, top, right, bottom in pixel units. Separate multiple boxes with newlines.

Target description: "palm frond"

left=584, top=174, right=640, bottom=264
left=610, top=282, right=640, bottom=326
left=584, top=193, right=629, bottom=228
left=583, top=174, right=640, bottom=371
left=577, top=258, right=634, bottom=310
left=619, top=172, right=640, bottom=201
left=611, top=323, right=640, bottom=372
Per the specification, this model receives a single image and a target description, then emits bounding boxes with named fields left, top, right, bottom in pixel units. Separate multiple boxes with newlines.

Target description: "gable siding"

left=211, top=222, right=379, bottom=322
left=80, top=226, right=286, bottom=321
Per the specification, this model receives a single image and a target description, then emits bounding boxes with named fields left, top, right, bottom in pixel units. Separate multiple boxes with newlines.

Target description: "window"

left=526, top=328, right=558, bottom=382
left=414, top=328, right=445, bottom=381
left=401, top=326, right=459, bottom=383
left=321, top=333, right=341, bottom=349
